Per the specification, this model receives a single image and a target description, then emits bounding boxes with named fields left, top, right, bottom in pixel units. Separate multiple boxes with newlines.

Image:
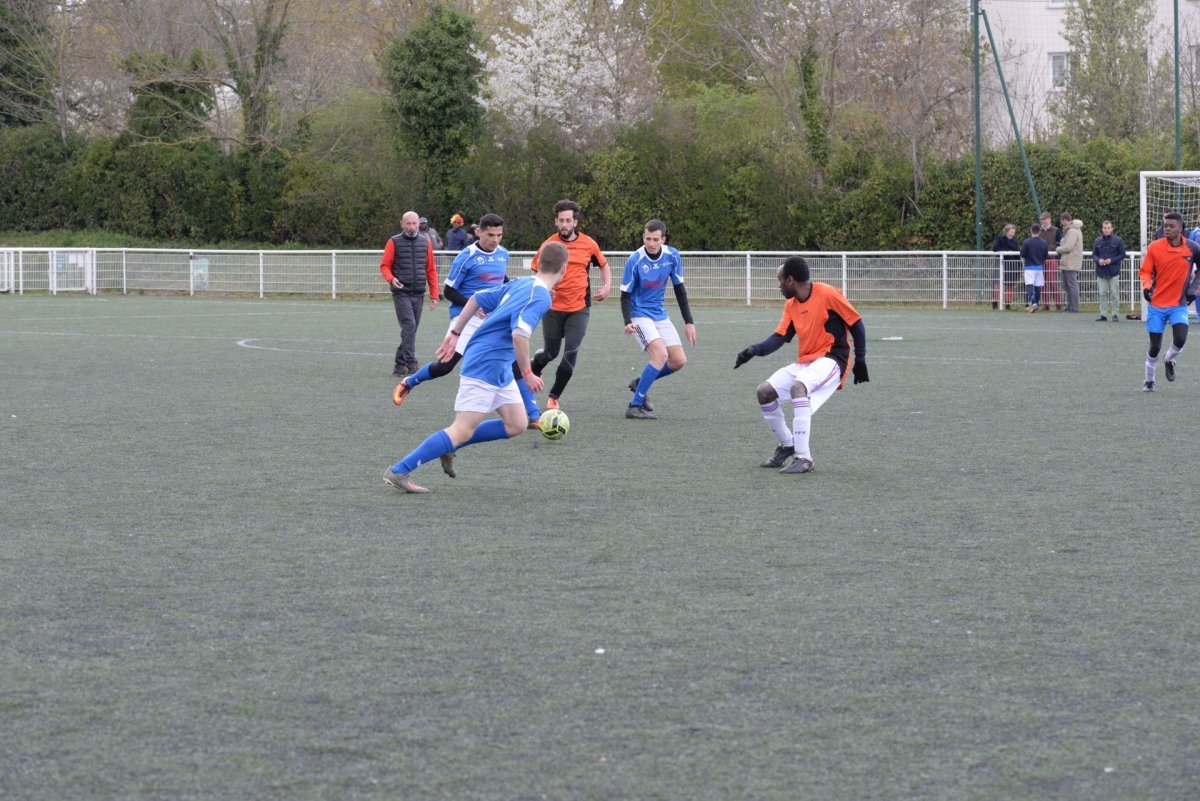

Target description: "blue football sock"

left=460, top=418, right=509, bottom=448
left=631, top=363, right=660, bottom=407
left=517, top=380, right=539, bottom=420
left=657, top=364, right=674, bottom=379
left=392, top=429, right=454, bottom=475
left=407, top=363, right=435, bottom=387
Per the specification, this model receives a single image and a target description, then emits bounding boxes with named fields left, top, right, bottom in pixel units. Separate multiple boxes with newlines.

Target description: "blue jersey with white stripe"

left=445, top=243, right=510, bottom=318
left=620, top=245, right=684, bottom=321
left=461, top=276, right=552, bottom=387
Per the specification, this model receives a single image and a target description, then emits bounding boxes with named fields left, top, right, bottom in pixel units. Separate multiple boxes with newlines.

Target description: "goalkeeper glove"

left=1143, top=288, right=1153, bottom=303
left=852, top=361, right=870, bottom=384
left=1189, top=294, right=1197, bottom=304
left=734, top=347, right=755, bottom=369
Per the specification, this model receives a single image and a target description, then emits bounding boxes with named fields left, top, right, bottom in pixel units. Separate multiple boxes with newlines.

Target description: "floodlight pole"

left=1176, top=0, right=1182, bottom=169
left=973, top=0, right=983, bottom=250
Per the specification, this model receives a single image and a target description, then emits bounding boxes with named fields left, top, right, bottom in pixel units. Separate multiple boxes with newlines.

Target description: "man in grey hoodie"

left=1056, top=214, right=1084, bottom=313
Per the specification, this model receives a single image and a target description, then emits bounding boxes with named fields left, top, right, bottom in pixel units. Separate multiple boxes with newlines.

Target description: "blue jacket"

left=445, top=227, right=470, bottom=251
left=1091, top=234, right=1125, bottom=279
left=1020, top=236, right=1048, bottom=268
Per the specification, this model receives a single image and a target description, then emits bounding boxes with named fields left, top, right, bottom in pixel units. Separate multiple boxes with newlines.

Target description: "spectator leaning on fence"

left=1092, top=221, right=1125, bottom=322
left=381, top=210, right=440, bottom=377
left=1056, top=215, right=1084, bottom=313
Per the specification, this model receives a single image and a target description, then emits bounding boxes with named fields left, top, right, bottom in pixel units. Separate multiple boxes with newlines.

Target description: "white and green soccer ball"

left=537, top=409, right=570, bottom=440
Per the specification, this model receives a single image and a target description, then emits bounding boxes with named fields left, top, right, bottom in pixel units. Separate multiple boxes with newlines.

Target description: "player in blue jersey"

left=383, top=242, right=569, bottom=493
left=620, top=220, right=696, bottom=419
left=393, top=213, right=510, bottom=406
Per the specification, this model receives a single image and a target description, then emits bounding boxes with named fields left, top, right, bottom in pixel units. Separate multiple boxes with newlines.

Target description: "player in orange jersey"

left=527, top=200, right=612, bottom=411
left=1139, top=211, right=1200, bottom=392
left=733, top=256, right=869, bottom=474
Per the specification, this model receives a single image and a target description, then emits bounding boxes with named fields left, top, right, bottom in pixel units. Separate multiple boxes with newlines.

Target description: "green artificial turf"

left=2, top=295, right=1197, bottom=800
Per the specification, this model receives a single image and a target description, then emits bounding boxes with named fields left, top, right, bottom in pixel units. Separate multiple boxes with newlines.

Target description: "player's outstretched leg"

left=395, top=353, right=462, bottom=406
left=1164, top=322, right=1188, bottom=382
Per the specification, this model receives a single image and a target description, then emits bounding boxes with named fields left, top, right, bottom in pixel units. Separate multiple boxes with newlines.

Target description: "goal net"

left=1140, top=171, right=1200, bottom=250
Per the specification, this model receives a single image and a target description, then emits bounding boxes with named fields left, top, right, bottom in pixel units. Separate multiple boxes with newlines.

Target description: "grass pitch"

left=2, top=295, right=1198, bottom=800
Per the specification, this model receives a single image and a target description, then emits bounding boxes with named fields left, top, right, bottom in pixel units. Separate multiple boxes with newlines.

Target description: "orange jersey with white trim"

left=775, top=282, right=862, bottom=383
left=1140, top=237, right=1198, bottom=307
left=531, top=233, right=607, bottom=312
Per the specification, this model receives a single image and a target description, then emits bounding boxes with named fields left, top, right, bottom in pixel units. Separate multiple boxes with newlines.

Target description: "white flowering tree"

left=485, top=0, right=654, bottom=145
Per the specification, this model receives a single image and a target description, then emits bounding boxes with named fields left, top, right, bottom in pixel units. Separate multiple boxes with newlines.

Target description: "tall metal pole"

left=1176, top=0, right=1182, bottom=169
left=973, top=0, right=983, bottom=249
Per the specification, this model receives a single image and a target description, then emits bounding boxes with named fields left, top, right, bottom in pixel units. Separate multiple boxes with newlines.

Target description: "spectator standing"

left=380, top=211, right=440, bottom=377
left=1021, top=223, right=1049, bottom=312
left=467, top=224, right=480, bottom=247
left=419, top=216, right=443, bottom=250
left=1057, top=215, right=1084, bottom=312
left=1092, top=220, right=1125, bottom=321
left=1038, top=212, right=1063, bottom=310
left=445, top=214, right=469, bottom=251
left=991, top=224, right=1021, bottom=309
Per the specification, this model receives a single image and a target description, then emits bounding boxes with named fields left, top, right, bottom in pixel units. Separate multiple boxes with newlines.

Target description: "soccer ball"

left=537, top=409, right=570, bottom=440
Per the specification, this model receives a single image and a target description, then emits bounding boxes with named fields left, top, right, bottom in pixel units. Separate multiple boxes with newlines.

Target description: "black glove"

left=1188, top=294, right=1197, bottom=304
left=1143, top=288, right=1153, bottom=303
left=852, top=360, right=869, bottom=384
left=733, top=347, right=755, bottom=369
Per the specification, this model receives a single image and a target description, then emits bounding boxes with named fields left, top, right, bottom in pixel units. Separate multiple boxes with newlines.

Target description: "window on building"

left=1047, top=0, right=1067, bottom=7
left=1050, top=52, right=1070, bottom=91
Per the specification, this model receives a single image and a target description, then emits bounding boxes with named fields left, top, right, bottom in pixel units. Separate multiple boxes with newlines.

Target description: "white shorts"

left=1023, top=269, right=1045, bottom=288
left=766, top=357, right=841, bottom=414
left=445, top=314, right=485, bottom=355
left=454, top=376, right=523, bottom=413
left=630, top=316, right=681, bottom=351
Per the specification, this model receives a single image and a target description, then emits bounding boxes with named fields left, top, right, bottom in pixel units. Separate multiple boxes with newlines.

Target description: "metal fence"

left=0, top=247, right=1144, bottom=309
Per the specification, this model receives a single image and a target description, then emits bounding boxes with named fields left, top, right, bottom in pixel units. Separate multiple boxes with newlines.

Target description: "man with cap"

left=446, top=214, right=469, bottom=251
left=419, top=216, right=443, bottom=250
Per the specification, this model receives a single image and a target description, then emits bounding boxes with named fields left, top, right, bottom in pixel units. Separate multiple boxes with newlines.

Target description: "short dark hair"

left=1166, top=211, right=1184, bottom=225
left=1039, top=212, right=1052, bottom=221
left=780, top=255, right=810, bottom=283
left=644, top=219, right=667, bottom=237
left=1060, top=212, right=1071, bottom=221
left=538, top=241, right=569, bottom=274
left=554, top=199, right=581, bottom=219
left=1031, top=224, right=1041, bottom=234
left=478, top=212, right=503, bottom=230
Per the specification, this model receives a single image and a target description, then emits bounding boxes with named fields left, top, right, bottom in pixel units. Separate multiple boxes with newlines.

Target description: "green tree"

left=382, top=3, right=485, bottom=214
left=122, top=51, right=216, bottom=144
left=0, top=0, right=56, bottom=128
left=1054, top=0, right=1165, bottom=140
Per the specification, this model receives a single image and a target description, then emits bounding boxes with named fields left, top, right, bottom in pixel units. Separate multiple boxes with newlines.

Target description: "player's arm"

left=620, top=291, right=634, bottom=328
left=442, top=283, right=470, bottom=308
left=850, top=319, right=869, bottom=384
left=1140, top=245, right=1156, bottom=302
left=733, top=325, right=793, bottom=368
left=671, top=282, right=696, bottom=345
left=619, top=254, right=637, bottom=333
left=594, top=255, right=612, bottom=301
left=1187, top=241, right=1200, bottom=303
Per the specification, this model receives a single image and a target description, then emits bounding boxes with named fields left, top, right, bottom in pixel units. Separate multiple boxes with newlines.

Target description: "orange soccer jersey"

left=531, top=233, right=607, bottom=312
left=775, top=282, right=862, bottom=383
left=1140, top=237, right=1197, bottom=307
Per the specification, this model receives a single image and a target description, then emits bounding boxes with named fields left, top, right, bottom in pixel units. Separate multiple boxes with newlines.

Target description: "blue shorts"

left=1146, top=304, right=1190, bottom=333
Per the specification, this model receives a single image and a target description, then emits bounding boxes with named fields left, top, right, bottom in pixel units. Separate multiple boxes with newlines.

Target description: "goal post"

left=1140, top=171, right=1200, bottom=251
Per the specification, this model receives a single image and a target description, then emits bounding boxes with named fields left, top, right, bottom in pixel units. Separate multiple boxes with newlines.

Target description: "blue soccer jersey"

left=460, top=276, right=553, bottom=387
left=620, top=245, right=684, bottom=321
left=445, top=243, right=510, bottom=318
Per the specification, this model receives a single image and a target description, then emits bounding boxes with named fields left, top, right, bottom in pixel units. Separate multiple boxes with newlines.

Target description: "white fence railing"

left=0, top=247, right=1144, bottom=309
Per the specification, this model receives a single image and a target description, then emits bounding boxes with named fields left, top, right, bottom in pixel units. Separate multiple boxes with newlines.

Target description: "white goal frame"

left=0, top=250, right=12, bottom=292
left=1140, top=171, right=1200, bottom=251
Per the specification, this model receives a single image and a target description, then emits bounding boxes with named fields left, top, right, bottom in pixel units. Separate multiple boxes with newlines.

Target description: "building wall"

left=981, top=0, right=1200, bottom=143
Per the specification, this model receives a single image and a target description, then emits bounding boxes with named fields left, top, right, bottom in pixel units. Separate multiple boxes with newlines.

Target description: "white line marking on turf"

left=236, top=338, right=386, bottom=357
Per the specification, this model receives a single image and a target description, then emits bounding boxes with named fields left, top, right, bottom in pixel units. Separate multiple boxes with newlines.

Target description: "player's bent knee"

left=756, top=383, right=777, bottom=404
left=790, top=382, right=809, bottom=399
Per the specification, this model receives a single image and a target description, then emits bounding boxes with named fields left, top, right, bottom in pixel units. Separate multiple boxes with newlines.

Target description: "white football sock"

left=1146, top=355, right=1158, bottom=383
left=790, top=396, right=812, bottom=459
left=759, top=400, right=792, bottom=447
